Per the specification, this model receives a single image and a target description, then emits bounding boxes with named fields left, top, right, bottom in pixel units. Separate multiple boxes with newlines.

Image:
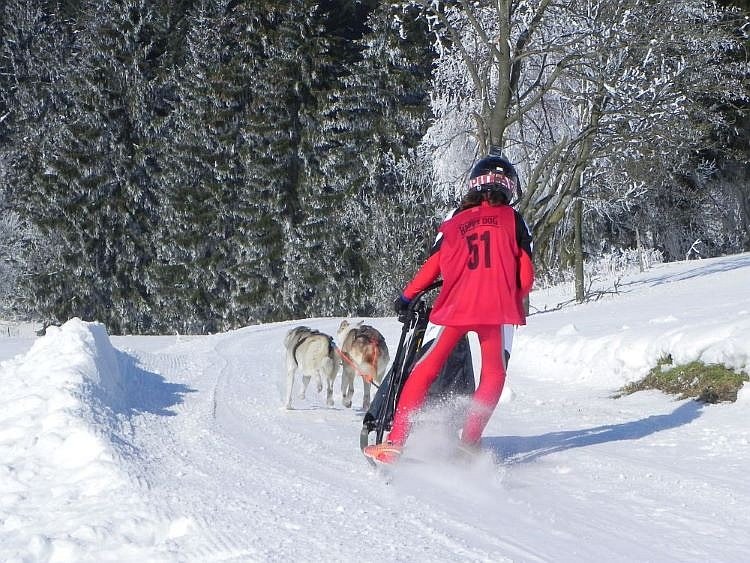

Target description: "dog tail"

left=360, top=344, right=382, bottom=384
left=355, top=327, right=387, bottom=383
left=322, top=338, right=340, bottom=376
left=361, top=345, right=377, bottom=369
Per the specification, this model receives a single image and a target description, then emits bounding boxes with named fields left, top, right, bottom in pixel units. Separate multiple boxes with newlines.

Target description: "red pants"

left=388, top=325, right=506, bottom=447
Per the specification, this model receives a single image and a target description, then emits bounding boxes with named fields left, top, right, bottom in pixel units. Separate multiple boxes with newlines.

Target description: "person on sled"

left=363, top=153, right=534, bottom=464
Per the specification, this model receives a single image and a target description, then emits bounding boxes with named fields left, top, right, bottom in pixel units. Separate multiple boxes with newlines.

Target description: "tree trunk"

left=636, top=227, right=645, bottom=272
left=573, top=197, right=584, bottom=302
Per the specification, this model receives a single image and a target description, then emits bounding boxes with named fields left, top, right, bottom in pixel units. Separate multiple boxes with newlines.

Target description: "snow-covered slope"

left=1, top=253, right=749, bottom=562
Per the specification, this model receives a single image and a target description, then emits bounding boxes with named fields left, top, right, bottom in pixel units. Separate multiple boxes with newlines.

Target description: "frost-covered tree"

left=356, top=2, right=439, bottom=311
left=694, top=1, right=750, bottom=254
left=562, top=1, right=749, bottom=269
left=160, top=0, right=342, bottom=326
left=258, top=1, right=341, bottom=320
left=21, top=0, right=170, bottom=333
left=149, top=0, right=238, bottom=333
left=404, top=0, right=744, bottom=295
left=0, top=211, right=27, bottom=317
left=317, top=1, right=437, bottom=314
left=0, top=2, right=77, bottom=320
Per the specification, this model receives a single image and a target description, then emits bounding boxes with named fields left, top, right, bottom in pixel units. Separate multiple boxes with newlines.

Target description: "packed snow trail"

left=2, top=253, right=749, bottom=561
left=116, top=322, right=549, bottom=562
left=117, top=321, right=748, bottom=560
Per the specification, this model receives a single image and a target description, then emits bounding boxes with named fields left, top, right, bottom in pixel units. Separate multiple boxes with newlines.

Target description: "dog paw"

left=343, top=399, right=352, bottom=408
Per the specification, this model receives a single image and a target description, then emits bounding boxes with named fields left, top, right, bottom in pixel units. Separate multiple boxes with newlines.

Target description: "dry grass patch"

left=618, top=355, right=749, bottom=403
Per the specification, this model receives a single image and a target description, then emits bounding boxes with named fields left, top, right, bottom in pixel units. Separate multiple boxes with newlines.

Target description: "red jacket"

left=403, top=202, right=534, bottom=326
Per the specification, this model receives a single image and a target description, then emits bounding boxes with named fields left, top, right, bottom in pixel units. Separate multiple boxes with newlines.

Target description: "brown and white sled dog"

left=284, top=326, right=340, bottom=410
left=336, top=320, right=390, bottom=410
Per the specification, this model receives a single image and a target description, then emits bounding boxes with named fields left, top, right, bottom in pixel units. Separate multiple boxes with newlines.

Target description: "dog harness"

left=292, top=330, right=334, bottom=364
left=334, top=327, right=384, bottom=387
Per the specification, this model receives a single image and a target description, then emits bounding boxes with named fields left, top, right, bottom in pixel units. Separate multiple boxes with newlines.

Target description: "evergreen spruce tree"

left=232, top=0, right=346, bottom=321
left=0, top=2, right=79, bottom=321
left=275, top=1, right=353, bottom=319
left=216, top=1, right=291, bottom=324
left=314, top=70, right=373, bottom=315
left=25, top=0, right=170, bottom=333
left=152, top=0, right=360, bottom=329
left=152, top=0, right=242, bottom=333
left=320, top=1, right=436, bottom=313
left=366, top=2, right=438, bottom=309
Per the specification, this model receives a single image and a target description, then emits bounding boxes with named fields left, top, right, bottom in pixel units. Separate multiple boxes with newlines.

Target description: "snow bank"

left=737, top=382, right=750, bottom=404
left=0, top=318, right=171, bottom=562
left=517, top=255, right=750, bottom=390
left=514, top=314, right=750, bottom=390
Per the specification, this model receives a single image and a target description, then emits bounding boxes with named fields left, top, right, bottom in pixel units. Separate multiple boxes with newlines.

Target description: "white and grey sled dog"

left=337, top=320, right=390, bottom=410
left=283, top=326, right=340, bottom=409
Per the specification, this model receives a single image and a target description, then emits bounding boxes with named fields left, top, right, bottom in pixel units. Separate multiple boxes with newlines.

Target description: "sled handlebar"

left=398, top=281, right=442, bottom=325
left=409, top=281, right=442, bottom=307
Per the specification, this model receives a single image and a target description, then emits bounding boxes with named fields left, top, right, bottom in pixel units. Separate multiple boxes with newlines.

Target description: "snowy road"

left=115, top=316, right=748, bottom=561
left=115, top=322, right=541, bottom=561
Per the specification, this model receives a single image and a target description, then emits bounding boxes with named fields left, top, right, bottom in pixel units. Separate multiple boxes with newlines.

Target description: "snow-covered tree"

left=404, top=0, right=744, bottom=293
left=0, top=2, right=77, bottom=321
left=148, top=0, right=238, bottom=333
left=356, top=2, right=440, bottom=311
left=316, top=1, right=437, bottom=315
left=21, top=0, right=170, bottom=333
left=260, top=1, right=341, bottom=319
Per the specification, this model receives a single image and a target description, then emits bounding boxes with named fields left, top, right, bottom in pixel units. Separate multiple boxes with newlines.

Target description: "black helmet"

left=468, top=154, right=520, bottom=204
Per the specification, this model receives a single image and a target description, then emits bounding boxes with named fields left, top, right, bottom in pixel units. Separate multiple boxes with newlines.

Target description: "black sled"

left=359, top=282, right=476, bottom=460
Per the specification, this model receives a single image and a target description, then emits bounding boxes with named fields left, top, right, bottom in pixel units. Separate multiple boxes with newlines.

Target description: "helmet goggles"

left=468, top=172, right=516, bottom=193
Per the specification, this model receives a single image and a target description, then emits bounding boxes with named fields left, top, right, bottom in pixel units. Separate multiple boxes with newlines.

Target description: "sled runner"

left=359, top=282, right=477, bottom=465
left=362, top=436, right=486, bottom=468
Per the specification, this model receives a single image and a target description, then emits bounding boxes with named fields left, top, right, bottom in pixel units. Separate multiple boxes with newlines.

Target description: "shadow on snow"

left=485, top=400, right=703, bottom=465
left=625, top=253, right=750, bottom=289
left=110, top=350, right=197, bottom=417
